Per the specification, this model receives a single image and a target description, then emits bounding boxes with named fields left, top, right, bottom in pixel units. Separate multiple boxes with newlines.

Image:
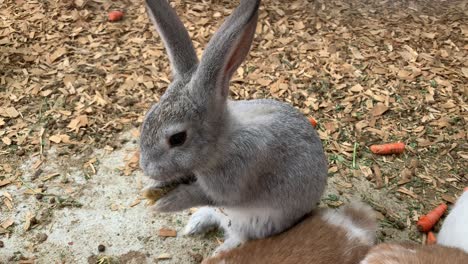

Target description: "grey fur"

left=141, top=0, right=328, bottom=253
left=146, top=0, right=198, bottom=76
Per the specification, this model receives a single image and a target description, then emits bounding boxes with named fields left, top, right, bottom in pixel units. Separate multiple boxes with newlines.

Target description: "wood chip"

left=129, top=198, right=141, bottom=207
left=462, top=68, right=468, bottom=78
left=350, top=84, right=364, bottom=92
left=1, top=218, right=14, bottom=229
left=397, top=178, right=412, bottom=185
left=67, top=115, right=88, bottom=131
left=3, top=198, right=13, bottom=210
left=349, top=46, right=365, bottom=59
left=40, top=173, right=60, bottom=182
left=0, top=179, right=12, bottom=187
left=157, top=253, right=172, bottom=260
left=158, top=227, right=177, bottom=237
left=3, top=192, right=13, bottom=201
left=370, top=103, right=389, bottom=117
left=372, top=165, right=384, bottom=189
left=24, top=212, right=35, bottom=231
left=397, top=187, right=419, bottom=199
left=441, top=194, right=456, bottom=204
left=4, top=107, right=20, bottom=118
left=24, top=188, right=42, bottom=195
left=2, top=137, right=12, bottom=145
left=49, top=47, right=67, bottom=63
left=400, top=168, right=413, bottom=181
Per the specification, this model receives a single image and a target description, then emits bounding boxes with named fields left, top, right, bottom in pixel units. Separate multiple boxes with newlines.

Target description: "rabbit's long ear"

left=194, top=0, right=260, bottom=103
left=146, top=0, right=198, bottom=77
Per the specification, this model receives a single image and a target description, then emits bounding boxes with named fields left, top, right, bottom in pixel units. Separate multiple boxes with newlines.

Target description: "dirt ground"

left=1, top=0, right=467, bottom=263
left=1, top=131, right=219, bottom=263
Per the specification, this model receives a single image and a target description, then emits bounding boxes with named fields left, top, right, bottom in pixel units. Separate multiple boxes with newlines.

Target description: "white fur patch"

left=219, top=207, right=284, bottom=239
left=185, top=206, right=286, bottom=255
left=360, top=244, right=415, bottom=264
left=438, top=192, right=468, bottom=253
left=322, top=209, right=374, bottom=245
left=183, top=207, right=219, bottom=235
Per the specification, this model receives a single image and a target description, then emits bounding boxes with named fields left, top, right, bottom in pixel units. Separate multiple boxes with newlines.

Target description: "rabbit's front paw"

left=153, top=185, right=190, bottom=212
left=212, top=236, right=244, bottom=256
left=184, top=207, right=219, bottom=235
left=153, top=184, right=210, bottom=212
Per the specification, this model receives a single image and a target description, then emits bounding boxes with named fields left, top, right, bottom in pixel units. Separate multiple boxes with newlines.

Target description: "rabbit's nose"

left=139, top=156, right=154, bottom=174
left=141, top=161, right=162, bottom=178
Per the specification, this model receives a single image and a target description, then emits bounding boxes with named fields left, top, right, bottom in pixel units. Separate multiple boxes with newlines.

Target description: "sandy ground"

left=0, top=132, right=217, bottom=263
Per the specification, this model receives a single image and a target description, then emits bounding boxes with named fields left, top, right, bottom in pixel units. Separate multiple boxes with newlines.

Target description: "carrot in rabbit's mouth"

left=142, top=174, right=196, bottom=205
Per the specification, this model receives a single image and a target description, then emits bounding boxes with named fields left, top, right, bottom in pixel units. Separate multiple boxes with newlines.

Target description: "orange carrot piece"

left=417, top=203, right=447, bottom=232
left=427, top=231, right=437, bottom=245
left=108, top=11, right=124, bottom=22
left=308, top=117, right=317, bottom=128
left=370, top=142, right=405, bottom=155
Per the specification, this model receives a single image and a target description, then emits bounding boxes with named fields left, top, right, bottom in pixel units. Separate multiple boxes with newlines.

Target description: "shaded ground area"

left=1, top=132, right=217, bottom=263
left=1, top=0, right=467, bottom=263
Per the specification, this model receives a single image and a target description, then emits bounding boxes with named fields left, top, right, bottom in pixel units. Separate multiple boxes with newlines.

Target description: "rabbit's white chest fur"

left=221, top=207, right=283, bottom=238
left=184, top=206, right=286, bottom=255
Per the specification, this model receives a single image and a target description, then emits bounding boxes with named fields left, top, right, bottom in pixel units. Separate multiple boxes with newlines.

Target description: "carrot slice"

left=308, top=117, right=317, bottom=128
left=370, top=142, right=405, bottom=155
left=417, top=203, right=447, bottom=232
left=108, top=11, right=124, bottom=22
left=427, top=231, right=437, bottom=245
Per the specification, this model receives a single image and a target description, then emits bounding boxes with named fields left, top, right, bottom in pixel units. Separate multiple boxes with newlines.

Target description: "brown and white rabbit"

left=361, top=190, right=468, bottom=264
left=202, top=202, right=377, bottom=264
left=361, top=243, right=468, bottom=264
left=140, top=0, right=327, bottom=255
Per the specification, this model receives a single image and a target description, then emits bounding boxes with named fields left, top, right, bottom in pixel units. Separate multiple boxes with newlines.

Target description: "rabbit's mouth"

left=152, top=173, right=197, bottom=188
left=143, top=163, right=193, bottom=183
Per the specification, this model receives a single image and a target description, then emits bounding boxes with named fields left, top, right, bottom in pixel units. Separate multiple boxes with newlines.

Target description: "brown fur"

left=362, top=243, right=468, bottom=264
left=203, top=204, right=376, bottom=264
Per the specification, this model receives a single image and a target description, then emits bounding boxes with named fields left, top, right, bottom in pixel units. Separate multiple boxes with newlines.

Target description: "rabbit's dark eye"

left=169, top=131, right=187, bottom=147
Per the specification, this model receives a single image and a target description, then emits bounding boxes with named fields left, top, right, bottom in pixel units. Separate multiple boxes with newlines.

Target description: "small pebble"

left=35, top=193, right=44, bottom=200
left=57, top=148, right=68, bottom=156
left=111, top=141, right=121, bottom=149
left=30, top=217, right=38, bottom=225
left=32, top=169, right=43, bottom=180
left=36, top=233, right=48, bottom=243
left=0, top=240, right=4, bottom=248
left=190, top=252, right=203, bottom=263
left=49, top=197, right=56, bottom=204
left=17, top=149, right=25, bottom=156
left=98, top=244, right=105, bottom=252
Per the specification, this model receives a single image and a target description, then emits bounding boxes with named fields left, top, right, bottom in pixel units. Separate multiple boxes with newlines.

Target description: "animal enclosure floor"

left=1, top=0, right=467, bottom=262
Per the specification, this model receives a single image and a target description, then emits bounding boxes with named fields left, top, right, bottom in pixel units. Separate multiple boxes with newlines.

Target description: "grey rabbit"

left=139, top=0, right=328, bottom=254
